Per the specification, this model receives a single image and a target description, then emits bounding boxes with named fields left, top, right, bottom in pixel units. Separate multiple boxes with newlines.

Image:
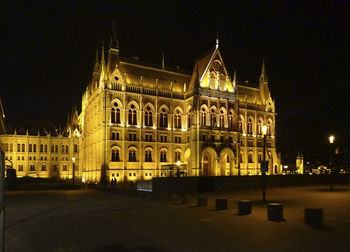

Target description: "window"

left=55, top=145, right=58, bottom=153
left=66, top=145, right=69, bottom=153
left=18, top=156, right=20, bottom=160
left=128, top=104, right=137, bottom=125
left=258, top=153, right=263, bottom=162
left=220, top=110, right=225, bottom=128
left=175, top=136, right=181, bottom=143
left=229, top=136, right=233, bottom=143
left=63, top=165, right=68, bottom=171
left=10, top=144, right=13, bottom=152
left=41, top=165, right=46, bottom=171
left=257, top=120, right=262, bottom=135
left=116, top=132, right=120, bottom=140
left=30, top=165, right=35, bottom=171
left=247, top=141, right=253, bottom=147
left=18, top=165, right=23, bottom=171
left=248, top=152, right=253, bottom=163
left=40, top=144, right=43, bottom=153
left=160, top=108, right=168, bottom=127
left=201, top=108, right=207, bottom=126
left=201, top=135, right=206, bottom=141
left=61, top=145, right=64, bottom=153
left=220, top=136, right=224, bottom=142
left=211, top=109, right=216, bottom=127
left=45, top=145, right=48, bottom=153
left=238, top=118, right=243, bottom=133
left=211, top=135, right=215, bottom=142
left=258, top=142, right=263, bottom=147
left=145, top=134, right=153, bottom=142
left=267, top=142, right=272, bottom=148
left=74, top=144, right=78, bottom=153
left=267, top=122, right=272, bottom=136
left=145, top=150, right=152, bottom=162
left=51, top=145, right=54, bottom=153
left=144, top=106, right=153, bottom=126
left=29, top=156, right=32, bottom=160
left=160, top=135, right=167, bottom=143
left=22, top=144, right=25, bottom=152
left=174, top=110, right=181, bottom=129
left=112, top=131, right=117, bottom=140
left=228, top=111, right=234, bottom=129
left=17, top=144, right=20, bottom=152
left=248, top=118, right=253, bottom=134
left=22, top=156, right=24, bottom=160
left=5, top=143, right=8, bottom=152
left=128, top=149, right=137, bottom=162
left=188, top=110, right=191, bottom=128
left=33, top=157, right=36, bottom=160
left=52, top=165, right=57, bottom=171
left=175, top=151, right=181, bottom=162
left=129, top=133, right=136, bottom=141
left=112, top=149, right=120, bottom=162
left=111, top=106, right=121, bottom=124
left=160, top=151, right=167, bottom=162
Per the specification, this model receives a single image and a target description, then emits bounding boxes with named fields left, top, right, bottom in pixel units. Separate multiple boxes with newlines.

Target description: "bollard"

left=197, top=197, right=207, bottom=207
left=268, top=203, right=283, bottom=222
left=305, top=208, right=323, bottom=227
left=238, top=200, right=252, bottom=215
left=216, top=199, right=227, bottom=210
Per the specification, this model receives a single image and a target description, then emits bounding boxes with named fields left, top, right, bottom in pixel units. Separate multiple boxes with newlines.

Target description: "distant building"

left=296, top=153, right=304, bottom=174
left=0, top=33, right=281, bottom=182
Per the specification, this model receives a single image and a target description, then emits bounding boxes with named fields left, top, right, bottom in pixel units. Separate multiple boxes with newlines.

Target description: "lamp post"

left=261, top=125, right=268, bottom=202
left=72, top=157, right=75, bottom=184
left=328, top=135, right=334, bottom=190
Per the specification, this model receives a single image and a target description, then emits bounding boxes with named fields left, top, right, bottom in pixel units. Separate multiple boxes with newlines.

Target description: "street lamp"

left=328, top=135, right=334, bottom=190
left=261, top=125, right=268, bottom=202
left=72, top=157, right=76, bottom=184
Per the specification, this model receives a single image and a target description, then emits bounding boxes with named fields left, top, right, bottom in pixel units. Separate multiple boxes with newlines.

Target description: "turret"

left=107, top=21, right=120, bottom=75
left=259, top=60, right=270, bottom=104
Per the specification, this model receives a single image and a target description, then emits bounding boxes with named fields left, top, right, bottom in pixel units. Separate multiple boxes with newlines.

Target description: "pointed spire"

left=93, top=46, right=100, bottom=72
left=216, top=32, right=219, bottom=49
left=109, top=19, right=119, bottom=50
left=259, top=59, right=268, bottom=83
left=100, top=43, right=105, bottom=69
left=161, top=51, right=165, bottom=70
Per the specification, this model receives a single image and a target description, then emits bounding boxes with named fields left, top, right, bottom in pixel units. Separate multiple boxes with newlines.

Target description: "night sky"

left=1, top=1, right=349, bottom=162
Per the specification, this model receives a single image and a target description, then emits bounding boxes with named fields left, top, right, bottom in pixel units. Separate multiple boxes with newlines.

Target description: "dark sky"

left=1, top=0, right=349, bottom=162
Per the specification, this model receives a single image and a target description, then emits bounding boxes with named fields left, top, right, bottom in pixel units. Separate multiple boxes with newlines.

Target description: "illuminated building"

left=0, top=33, right=281, bottom=182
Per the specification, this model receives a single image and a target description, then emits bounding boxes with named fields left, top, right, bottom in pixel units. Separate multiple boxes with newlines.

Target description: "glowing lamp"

left=72, top=157, right=76, bottom=163
left=262, top=125, right=267, bottom=136
left=176, top=160, right=181, bottom=166
left=329, top=135, right=335, bottom=144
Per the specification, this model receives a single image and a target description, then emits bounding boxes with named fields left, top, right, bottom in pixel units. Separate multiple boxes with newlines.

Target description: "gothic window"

left=257, top=119, right=263, bottom=135
left=41, top=165, right=46, bottom=171
left=209, top=72, right=216, bottom=89
left=211, top=109, right=217, bottom=127
left=17, top=144, right=20, bottom=152
left=128, top=104, right=137, bottom=125
left=220, top=110, right=225, bottom=128
left=128, top=149, right=137, bottom=162
left=218, top=73, right=226, bottom=91
left=112, top=149, right=120, bottom=162
left=145, top=150, right=152, bottom=162
left=160, top=150, right=167, bottom=162
left=160, top=108, right=168, bottom=128
left=30, top=165, right=35, bottom=171
left=248, top=118, right=253, bottom=134
left=174, top=110, right=181, bottom=129
left=111, top=105, right=121, bottom=124
left=144, top=106, right=153, bottom=126
left=33, top=144, right=36, bottom=152
left=22, top=144, right=25, bottom=152
left=201, top=108, right=207, bottom=126
left=258, top=153, right=263, bottom=162
left=267, top=121, right=272, bottom=136
left=228, top=111, right=233, bottom=129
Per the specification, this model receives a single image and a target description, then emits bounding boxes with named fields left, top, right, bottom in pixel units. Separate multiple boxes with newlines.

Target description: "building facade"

left=0, top=37, right=281, bottom=182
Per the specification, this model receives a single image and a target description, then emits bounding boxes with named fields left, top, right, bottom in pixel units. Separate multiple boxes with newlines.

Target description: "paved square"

left=5, top=185, right=350, bottom=251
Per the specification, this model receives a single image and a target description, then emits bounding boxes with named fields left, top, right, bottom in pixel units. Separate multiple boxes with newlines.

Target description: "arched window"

left=175, top=150, right=181, bottom=162
left=160, top=150, right=167, bottom=162
left=111, top=149, right=120, bottom=162
left=220, top=110, right=225, bottom=128
left=22, top=144, right=25, bottom=152
left=201, top=108, right=207, bottom=126
left=228, top=111, right=233, bottom=129
left=160, top=108, right=168, bottom=128
left=128, top=104, right=137, bottom=125
left=33, top=144, right=37, bottom=153
left=174, top=110, right=181, bottom=129
left=128, top=149, right=137, bottom=162
left=258, top=153, right=263, bottom=162
left=257, top=120, right=263, bottom=135
left=111, top=102, right=121, bottom=124
left=267, top=121, right=272, bottom=136
left=248, top=118, right=253, bottom=134
left=211, top=108, right=216, bottom=127
left=145, top=150, right=152, bottom=162
left=238, top=118, right=243, bottom=133
left=248, top=152, right=253, bottom=163
left=144, top=106, right=153, bottom=126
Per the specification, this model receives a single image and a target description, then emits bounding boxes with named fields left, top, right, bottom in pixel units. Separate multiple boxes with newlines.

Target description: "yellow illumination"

left=329, top=135, right=335, bottom=144
left=72, top=157, right=76, bottom=163
left=262, top=125, right=267, bottom=135
left=176, top=160, right=181, bottom=166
